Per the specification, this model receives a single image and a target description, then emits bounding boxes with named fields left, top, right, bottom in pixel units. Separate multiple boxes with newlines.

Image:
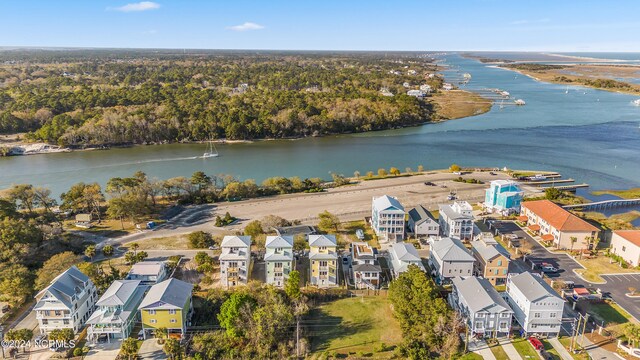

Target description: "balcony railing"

left=37, top=313, right=72, bottom=319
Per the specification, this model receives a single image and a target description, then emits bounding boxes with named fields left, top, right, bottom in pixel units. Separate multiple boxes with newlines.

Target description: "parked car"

left=424, top=181, right=436, bottom=186
left=1, top=304, right=10, bottom=313
left=489, top=172, right=497, bottom=175
left=138, top=330, right=145, bottom=340
left=528, top=336, right=544, bottom=351
left=208, top=245, right=220, bottom=250
left=541, top=262, right=558, bottom=273
left=355, top=229, right=365, bottom=240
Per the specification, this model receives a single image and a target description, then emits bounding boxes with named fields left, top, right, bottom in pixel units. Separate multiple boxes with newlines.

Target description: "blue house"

left=484, top=180, right=523, bottom=214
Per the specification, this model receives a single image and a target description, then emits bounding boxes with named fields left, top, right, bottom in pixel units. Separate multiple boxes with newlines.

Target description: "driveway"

left=85, top=341, right=121, bottom=360
left=468, top=339, right=496, bottom=360
left=488, top=220, right=640, bottom=320
left=138, top=339, right=166, bottom=360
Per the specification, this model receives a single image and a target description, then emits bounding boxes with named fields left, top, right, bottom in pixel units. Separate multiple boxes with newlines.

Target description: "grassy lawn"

left=541, top=339, right=561, bottom=360
left=488, top=342, right=510, bottom=360
left=575, top=254, right=639, bottom=283
left=582, top=301, right=632, bottom=326
left=558, top=337, right=591, bottom=360
left=341, top=220, right=380, bottom=248
left=307, top=296, right=401, bottom=358
left=94, top=255, right=132, bottom=274
left=581, top=210, right=640, bottom=230
left=592, top=188, right=640, bottom=199
left=457, top=353, right=485, bottom=360
left=511, top=337, right=539, bottom=359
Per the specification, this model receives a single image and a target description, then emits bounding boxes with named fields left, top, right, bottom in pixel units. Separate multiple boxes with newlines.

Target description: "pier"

left=541, top=183, right=589, bottom=192
left=528, top=178, right=575, bottom=186
left=563, top=198, right=640, bottom=211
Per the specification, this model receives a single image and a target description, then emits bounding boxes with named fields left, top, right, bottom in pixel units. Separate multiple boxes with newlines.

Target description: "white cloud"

left=110, top=1, right=161, bottom=12
left=226, top=22, right=265, bottom=32
left=510, top=18, right=550, bottom=25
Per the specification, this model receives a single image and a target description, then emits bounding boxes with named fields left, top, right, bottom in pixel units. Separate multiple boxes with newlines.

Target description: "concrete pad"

left=138, top=339, right=167, bottom=360
left=499, top=338, right=524, bottom=360
left=85, top=341, right=122, bottom=360
left=468, top=339, right=497, bottom=360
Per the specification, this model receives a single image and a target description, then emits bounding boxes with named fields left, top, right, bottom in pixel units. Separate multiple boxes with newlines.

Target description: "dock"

left=527, top=178, right=575, bottom=186
left=563, top=198, right=640, bottom=211
left=541, top=184, right=589, bottom=192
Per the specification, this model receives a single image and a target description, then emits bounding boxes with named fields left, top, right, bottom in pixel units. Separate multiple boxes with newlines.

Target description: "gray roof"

left=390, top=242, right=425, bottom=273
left=471, top=240, right=510, bottom=262
left=373, top=195, right=405, bottom=212
left=308, top=234, right=337, bottom=247
left=222, top=235, right=252, bottom=248
left=408, top=205, right=437, bottom=224
left=96, top=280, right=141, bottom=307
left=430, top=237, right=475, bottom=262
left=35, top=266, right=91, bottom=310
left=139, top=278, right=193, bottom=310
left=439, top=204, right=473, bottom=221
left=128, top=261, right=165, bottom=277
left=353, top=263, right=382, bottom=273
left=452, top=276, right=512, bottom=313
left=509, top=272, right=562, bottom=302
left=266, top=236, right=294, bottom=248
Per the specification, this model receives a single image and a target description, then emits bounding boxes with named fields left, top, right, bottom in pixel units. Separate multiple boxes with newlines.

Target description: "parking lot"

left=486, top=219, right=640, bottom=321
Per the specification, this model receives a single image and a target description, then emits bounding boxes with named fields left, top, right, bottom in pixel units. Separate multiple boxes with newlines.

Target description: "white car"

left=355, top=229, right=365, bottom=240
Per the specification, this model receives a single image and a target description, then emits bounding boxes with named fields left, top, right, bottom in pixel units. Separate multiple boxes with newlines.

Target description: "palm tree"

left=163, top=338, right=182, bottom=360
left=120, top=338, right=139, bottom=360
left=155, top=327, right=168, bottom=344
left=84, top=245, right=96, bottom=260
left=130, top=242, right=139, bottom=256
left=569, top=236, right=577, bottom=252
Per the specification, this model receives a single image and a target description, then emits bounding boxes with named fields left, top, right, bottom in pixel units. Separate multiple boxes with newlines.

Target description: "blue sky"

left=2, top=0, right=640, bottom=51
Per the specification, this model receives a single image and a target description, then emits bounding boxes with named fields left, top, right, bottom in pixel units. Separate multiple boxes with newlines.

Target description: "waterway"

left=1, top=53, right=640, bottom=198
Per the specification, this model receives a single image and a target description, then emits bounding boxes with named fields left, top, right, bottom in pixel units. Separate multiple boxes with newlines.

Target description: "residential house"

left=126, top=261, right=168, bottom=286
left=309, top=235, right=339, bottom=288
left=428, top=237, right=475, bottom=284
left=442, top=83, right=454, bottom=90
left=521, top=200, right=599, bottom=250
left=419, top=84, right=432, bottom=93
left=407, top=205, right=439, bottom=238
left=388, top=242, right=425, bottom=278
left=484, top=180, right=524, bottom=215
left=371, top=195, right=405, bottom=242
left=449, top=276, right=514, bottom=338
left=439, top=201, right=474, bottom=240
left=34, top=266, right=98, bottom=335
left=219, top=236, right=252, bottom=288
left=87, top=280, right=146, bottom=343
left=505, top=272, right=564, bottom=337
left=471, top=234, right=511, bottom=285
left=139, top=278, right=193, bottom=339
left=407, top=89, right=426, bottom=98
left=265, top=236, right=294, bottom=287
left=351, top=242, right=382, bottom=289
left=610, top=230, right=640, bottom=267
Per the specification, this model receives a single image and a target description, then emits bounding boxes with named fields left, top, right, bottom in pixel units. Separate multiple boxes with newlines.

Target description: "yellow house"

left=308, top=235, right=339, bottom=287
left=139, top=278, right=193, bottom=339
left=471, top=234, right=510, bottom=286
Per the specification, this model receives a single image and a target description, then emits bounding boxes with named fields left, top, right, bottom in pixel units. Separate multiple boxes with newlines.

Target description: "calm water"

left=2, top=54, right=640, bottom=199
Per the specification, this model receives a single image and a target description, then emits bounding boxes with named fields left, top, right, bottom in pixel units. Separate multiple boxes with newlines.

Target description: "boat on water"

left=514, top=99, right=526, bottom=106
left=633, top=99, right=640, bottom=106
left=202, top=140, right=219, bottom=158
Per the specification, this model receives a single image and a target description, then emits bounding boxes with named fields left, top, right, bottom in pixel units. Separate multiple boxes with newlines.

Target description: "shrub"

left=73, top=348, right=83, bottom=357
left=188, top=231, right=213, bottom=248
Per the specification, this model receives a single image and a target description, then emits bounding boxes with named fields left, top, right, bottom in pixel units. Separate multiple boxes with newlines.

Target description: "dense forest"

left=0, top=50, right=441, bottom=146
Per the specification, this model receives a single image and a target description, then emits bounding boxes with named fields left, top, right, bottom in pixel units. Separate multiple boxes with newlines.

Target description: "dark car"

left=424, top=181, right=436, bottom=186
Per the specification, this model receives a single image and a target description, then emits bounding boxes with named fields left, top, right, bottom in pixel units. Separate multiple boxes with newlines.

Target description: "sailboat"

left=202, top=139, right=219, bottom=158
left=565, top=86, right=569, bottom=94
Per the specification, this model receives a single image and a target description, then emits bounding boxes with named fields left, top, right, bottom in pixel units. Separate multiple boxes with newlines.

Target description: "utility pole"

left=570, top=316, right=580, bottom=352
left=580, top=314, right=589, bottom=349
left=0, top=326, right=4, bottom=359
left=296, top=315, right=300, bottom=359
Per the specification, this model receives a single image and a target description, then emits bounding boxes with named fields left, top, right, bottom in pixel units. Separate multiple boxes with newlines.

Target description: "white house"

left=505, top=272, right=564, bottom=337
left=388, top=242, right=425, bottom=278
left=407, top=205, right=439, bottom=238
left=86, top=280, right=146, bottom=343
left=449, top=276, right=514, bottom=338
left=610, top=230, right=640, bottom=267
left=371, top=195, right=405, bottom=242
left=407, top=89, right=426, bottom=98
left=442, top=83, right=454, bottom=90
left=34, top=266, right=98, bottom=335
left=265, top=236, right=294, bottom=287
left=439, top=201, right=474, bottom=240
left=351, top=242, right=382, bottom=289
left=419, top=84, right=432, bottom=93
left=219, top=236, right=252, bottom=288
left=428, top=237, right=475, bottom=284
left=126, top=261, right=168, bottom=286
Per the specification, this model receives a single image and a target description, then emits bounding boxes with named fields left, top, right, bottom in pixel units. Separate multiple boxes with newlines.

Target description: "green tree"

left=191, top=171, right=212, bottom=192
left=35, top=252, right=78, bottom=290
left=218, top=293, right=255, bottom=338
left=84, top=245, right=96, bottom=260
left=191, top=331, right=232, bottom=360
left=60, top=182, right=104, bottom=221
left=377, top=168, right=387, bottom=177
left=405, top=167, right=412, bottom=174
left=570, top=236, right=578, bottom=251
left=0, top=263, right=34, bottom=305
left=194, top=252, right=213, bottom=267
left=284, top=270, right=301, bottom=300
left=120, top=338, right=139, bottom=360
left=49, top=328, right=74, bottom=342
left=155, top=327, right=168, bottom=344
left=163, top=338, right=182, bottom=360
left=4, top=329, right=34, bottom=353
left=102, top=244, right=114, bottom=257
left=293, top=234, right=309, bottom=252
left=389, top=167, right=401, bottom=176
left=188, top=231, right=213, bottom=249
left=449, top=164, right=461, bottom=173
left=318, top=210, right=340, bottom=233
left=417, top=165, right=424, bottom=172
left=353, top=170, right=360, bottom=178
left=366, top=171, right=374, bottom=178
left=624, top=323, right=640, bottom=348
left=545, top=187, right=562, bottom=200
left=244, top=220, right=264, bottom=238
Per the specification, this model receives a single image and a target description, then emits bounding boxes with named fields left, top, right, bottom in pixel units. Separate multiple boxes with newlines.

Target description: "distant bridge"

left=563, top=198, right=640, bottom=211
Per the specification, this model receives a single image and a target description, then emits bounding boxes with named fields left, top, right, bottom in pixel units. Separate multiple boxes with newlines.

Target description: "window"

left=320, top=271, right=327, bottom=276
left=476, top=313, right=484, bottom=318
left=320, top=261, right=328, bottom=267
left=275, top=262, right=283, bottom=268
left=170, top=319, right=177, bottom=323
left=148, top=310, right=156, bottom=315
left=622, top=246, right=626, bottom=252
left=534, top=313, right=541, bottom=318
left=55, top=310, right=62, bottom=316
left=169, top=309, right=176, bottom=315
left=550, top=312, right=557, bottom=318
left=63, top=319, right=69, bottom=325
left=497, top=260, right=502, bottom=266
left=42, top=319, right=48, bottom=325
left=150, top=319, right=157, bottom=324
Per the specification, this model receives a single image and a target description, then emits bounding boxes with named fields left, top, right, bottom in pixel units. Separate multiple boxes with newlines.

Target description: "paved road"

left=487, top=220, right=640, bottom=321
